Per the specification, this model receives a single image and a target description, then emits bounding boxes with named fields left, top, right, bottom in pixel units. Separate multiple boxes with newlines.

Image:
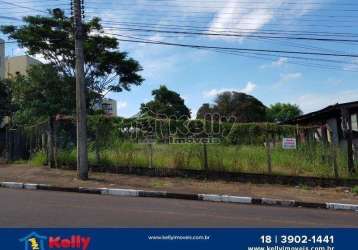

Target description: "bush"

left=30, top=151, right=47, bottom=167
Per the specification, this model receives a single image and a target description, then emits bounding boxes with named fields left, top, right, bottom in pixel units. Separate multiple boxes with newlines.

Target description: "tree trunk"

left=95, top=126, right=100, bottom=164
left=47, top=116, right=55, bottom=168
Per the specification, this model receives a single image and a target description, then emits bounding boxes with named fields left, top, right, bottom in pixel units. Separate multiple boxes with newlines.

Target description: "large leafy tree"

left=11, top=64, right=75, bottom=124
left=197, top=92, right=267, bottom=122
left=10, top=64, right=76, bottom=167
left=140, top=85, right=191, bottom=119
left=267, top=103, right=303, bottom=123
left=196, top=103, right=214, bottom=120
left=1, top=9, right=143, bottom=105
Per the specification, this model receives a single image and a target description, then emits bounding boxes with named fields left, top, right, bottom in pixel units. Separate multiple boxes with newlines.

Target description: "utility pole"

left=73, top=0, right=89, bottom=180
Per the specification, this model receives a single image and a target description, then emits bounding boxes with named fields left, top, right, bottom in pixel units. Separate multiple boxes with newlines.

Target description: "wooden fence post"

left=266, top=135, right=272, bottom=174
left=331, top=145, right=339, bottom=179
left=341, top=108, right=355, bottom=175
left=149, top=143, right=153, bottom=169
left=203, top=143, right=209, bottom=173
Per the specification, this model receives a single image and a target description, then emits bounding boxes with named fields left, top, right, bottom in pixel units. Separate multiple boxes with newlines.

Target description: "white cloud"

left=117, top=101, right=128, bottom=109
left=343, top=59, right=358, bottom=71
left=295, top=89, right=358, bottom=113
left=261, top=57, right=288, bottom=69
left=203, top=81, right=257, bottom=97
left=207, top=0, right=321, bottom=40
left=241, top=81, right=257, bottom=93
left=273, top=72, right=302, bottom=88
left=280, top=72, right=302, bottom=82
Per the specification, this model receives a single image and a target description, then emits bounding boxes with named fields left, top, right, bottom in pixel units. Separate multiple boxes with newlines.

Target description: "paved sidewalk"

left=0, top=164, right=357, bottom=205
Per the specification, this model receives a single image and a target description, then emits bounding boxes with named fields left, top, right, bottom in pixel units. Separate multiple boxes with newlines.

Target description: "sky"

left=1, top=0, right=358, bottom=118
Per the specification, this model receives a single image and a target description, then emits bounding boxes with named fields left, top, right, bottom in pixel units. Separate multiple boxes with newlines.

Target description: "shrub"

left=30, top=151, right=47, bottom=167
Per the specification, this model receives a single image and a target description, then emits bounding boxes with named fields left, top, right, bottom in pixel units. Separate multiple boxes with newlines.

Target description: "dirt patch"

left=0, top=163, right=357, bottom=204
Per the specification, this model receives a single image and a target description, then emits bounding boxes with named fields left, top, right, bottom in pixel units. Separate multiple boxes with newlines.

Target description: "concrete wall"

left=0, top=39, right=5, bottom=80
left=5, top=55, right=41, bottom=78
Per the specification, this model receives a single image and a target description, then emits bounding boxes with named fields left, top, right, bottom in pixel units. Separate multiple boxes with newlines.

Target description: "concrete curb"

left=0, top=181, right=357, bottom=212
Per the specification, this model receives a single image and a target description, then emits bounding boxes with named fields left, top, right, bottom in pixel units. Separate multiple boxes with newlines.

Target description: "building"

left=285, top=101, right=358, bottom=145
left=94, top=98, right=118, bottom=117
left=285, top=101, right=358, bottom=173
left=5, top=55, right=41, bottom=78
left=0, top=38, right=5, bottom=80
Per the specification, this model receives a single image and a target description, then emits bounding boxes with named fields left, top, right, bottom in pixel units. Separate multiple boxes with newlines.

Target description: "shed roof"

left=285, top=101, right=358, bottom=125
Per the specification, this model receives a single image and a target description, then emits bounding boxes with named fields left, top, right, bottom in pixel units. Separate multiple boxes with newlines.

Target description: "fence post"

left=149, top=143, right=153, bottom=169
left=266, top=134, right=272, bottom=174
left=47, top=117, right=55, bottom=168
left=203, top=143, right=209, bottom=173
left=331, top=145, right=339, bottom=179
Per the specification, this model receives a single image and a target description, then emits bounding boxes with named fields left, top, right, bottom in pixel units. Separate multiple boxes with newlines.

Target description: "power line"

left=105, top=33, right=358, bottom=59
left=103, top=26, right=358, bottom=43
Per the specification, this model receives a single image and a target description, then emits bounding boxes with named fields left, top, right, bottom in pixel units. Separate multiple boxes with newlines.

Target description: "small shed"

left=285, top=101, right=358, bottom=174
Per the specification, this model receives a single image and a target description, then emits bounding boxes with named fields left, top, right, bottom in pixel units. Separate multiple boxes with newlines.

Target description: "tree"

left=140, top=85, right=191, bottom=119
left=267, top=103, right=303, bottom=123
left=198, top=91, right=267, bottom=122
left=11, top=64, right=76, bottom=167
left=196, top=103, right=214, bottom=120
left=0, top=79, right=12, bottom=121
left=1, top=9, right=144, bottom=106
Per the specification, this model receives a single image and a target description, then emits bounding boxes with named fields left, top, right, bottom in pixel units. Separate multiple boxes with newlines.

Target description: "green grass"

left=352, top=186, right=358, bottom=195
left=29, top=151, right=47, bottom=167
left=32, top=141, right=352, bottom=178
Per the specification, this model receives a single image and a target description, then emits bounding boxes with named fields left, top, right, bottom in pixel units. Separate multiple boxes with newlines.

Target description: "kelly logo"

left=49, top=236, right=91, bottom=250
left=20, top=233, right=91, bottom=250
left=20, top=232, right=47, bottom=250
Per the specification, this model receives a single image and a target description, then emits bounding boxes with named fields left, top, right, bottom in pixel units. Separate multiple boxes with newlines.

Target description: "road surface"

left=0, top=189, right=357, bottom=227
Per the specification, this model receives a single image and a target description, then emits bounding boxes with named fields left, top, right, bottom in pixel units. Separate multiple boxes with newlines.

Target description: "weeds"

left=30, top=151, right=47, bottom=167
left=28, top=140, right=351, bottom=178
left=352, top=186, right=358, bottom=195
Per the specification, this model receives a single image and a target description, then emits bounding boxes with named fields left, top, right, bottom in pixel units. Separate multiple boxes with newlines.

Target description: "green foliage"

left=352, top=186, right=358, bottom=195
left=30, top=151, right=47, bottom=167
left=197, top=91, right=267, bottom=122
left=116, top=116, right=301, bottom=145
left=1, top=9, right=143, bottom=105
left=10, top=64, right=75, bottom=124
left=196, top=103, right=213, bottom=120
left=43, top=142, right=350, bottom=178
left=0, top=79, right=12, bottom=119
left=267, top=103, right=303, bottom=123
left=57, top=148, right=77, bottom=167
left=140, top=85, right=191, bottom=119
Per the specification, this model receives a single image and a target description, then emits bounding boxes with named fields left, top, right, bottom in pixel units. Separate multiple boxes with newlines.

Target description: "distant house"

left=285, top=101, right=358, bottom=146
left=285, top=101, right=358, bottom=172
left=93, top=98, right=118, bottom=117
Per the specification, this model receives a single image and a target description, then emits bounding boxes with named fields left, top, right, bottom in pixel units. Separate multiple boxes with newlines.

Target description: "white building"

left=94, top=98, right=118, bottom=117
left=0, top=38, right=5, bottom=80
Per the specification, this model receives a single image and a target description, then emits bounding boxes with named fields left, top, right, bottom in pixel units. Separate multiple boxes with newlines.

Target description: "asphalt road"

left=0, top=189, right=357, bottom=227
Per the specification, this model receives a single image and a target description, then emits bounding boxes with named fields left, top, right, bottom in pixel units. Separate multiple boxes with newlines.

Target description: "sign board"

left=282, top=138, right=297, bottom=150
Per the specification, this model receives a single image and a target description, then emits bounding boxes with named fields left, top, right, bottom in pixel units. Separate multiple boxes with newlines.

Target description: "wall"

left=5, top=55, right=41, bottom=78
